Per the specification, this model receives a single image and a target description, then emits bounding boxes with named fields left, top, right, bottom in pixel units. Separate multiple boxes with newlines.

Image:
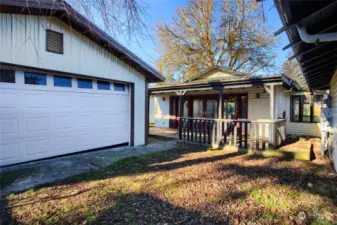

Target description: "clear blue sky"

left=112, top=0, right=291, bottom=76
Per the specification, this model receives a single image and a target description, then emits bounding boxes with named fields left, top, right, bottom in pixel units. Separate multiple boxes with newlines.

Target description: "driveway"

left=0, top=137, right=179, bottom=196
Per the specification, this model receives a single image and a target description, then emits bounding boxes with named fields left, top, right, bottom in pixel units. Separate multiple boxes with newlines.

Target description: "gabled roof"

left=186, top=66, right=249, bottom=83
left=0, top=0, right=165, bottom=82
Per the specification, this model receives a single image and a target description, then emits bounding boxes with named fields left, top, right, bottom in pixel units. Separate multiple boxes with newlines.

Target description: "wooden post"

left=178, top=93, right=184, bottom=140
left=268, top=122, right=274, bottom=150
left=321, top=131, right=326, bottom=158
left=217, top=86, right=223, bottom=147
left=218, top=87, right=223, bottom=119
left=270, top=85, right=275, bottom=121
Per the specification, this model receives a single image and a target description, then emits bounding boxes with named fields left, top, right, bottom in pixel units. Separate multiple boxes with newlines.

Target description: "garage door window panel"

left=0, top=69, right=15, bottom=83
left=97, top=81, right=110, bottom=90
left=24, top=73, right=47, bottom=85
left=78, top=78, right=93, bottom=89
left=114, top=83, right=125, bottom=91
left=54, top=76, right=72, bottom=87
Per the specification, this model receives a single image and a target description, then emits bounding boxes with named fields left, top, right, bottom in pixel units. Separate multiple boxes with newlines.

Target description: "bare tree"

left=25, top=0, right=149, bottom=40
left=69, top=0, right=149, bottom=39
left=156, top=0, right=277, bottom=81
left=282, top=54, right=308, bottom=91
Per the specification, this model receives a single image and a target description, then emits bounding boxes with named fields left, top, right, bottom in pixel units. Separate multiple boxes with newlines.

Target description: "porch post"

left=270, top=84, right=275, bottom=120
left=215, top=86, right=223, bottom=148
left=175, top=90, right=186, bottom=140
left=179, top=95, right=183, bottom=139
left=218, top=86, right=223, bottom=119
left=269, top=85, right=275, bottom=149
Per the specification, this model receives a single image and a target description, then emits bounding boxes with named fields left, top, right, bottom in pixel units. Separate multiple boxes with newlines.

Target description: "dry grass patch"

left=1, top=145, right=336, bottom=225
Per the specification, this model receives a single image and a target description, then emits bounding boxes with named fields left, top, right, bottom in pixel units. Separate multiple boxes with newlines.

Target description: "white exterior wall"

left=153, top=94, right=170, bottom=128
left=0, top=14, right=147, bottom=145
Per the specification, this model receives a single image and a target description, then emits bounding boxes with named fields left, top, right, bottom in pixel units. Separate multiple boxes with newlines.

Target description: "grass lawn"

left=1, top=144, right=336, bottom=225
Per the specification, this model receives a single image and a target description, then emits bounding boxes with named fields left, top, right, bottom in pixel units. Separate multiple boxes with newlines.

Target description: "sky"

left=111, top=0, right=291, bottom=76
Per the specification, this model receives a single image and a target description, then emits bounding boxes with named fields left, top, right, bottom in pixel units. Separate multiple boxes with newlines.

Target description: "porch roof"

left=149, top=74, right=296, bottom=93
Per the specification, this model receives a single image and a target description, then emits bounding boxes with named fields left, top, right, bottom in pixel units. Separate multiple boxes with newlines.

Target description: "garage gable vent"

left=46, top=30, right=64, bottom=54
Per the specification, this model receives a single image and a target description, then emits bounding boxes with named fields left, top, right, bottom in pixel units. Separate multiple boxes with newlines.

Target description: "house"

left=274, top=0, right=337, bottom=171
left=150, top=66, right=324, bottom=148
left=0, top=0, right=164, bottom=166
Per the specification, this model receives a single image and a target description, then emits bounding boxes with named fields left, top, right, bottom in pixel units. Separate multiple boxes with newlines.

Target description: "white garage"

left=0, top=70, right=132, bottom=166
left=0, top=1, right=164, bottom=166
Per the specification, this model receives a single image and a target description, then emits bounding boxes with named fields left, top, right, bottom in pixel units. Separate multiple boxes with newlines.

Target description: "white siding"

left=153, top=94, right=170, bottom=128
left=198, top=70, right=235, bottom=80
left=247, top=88, right=271, bottom=120
left=0, top=14, right=147, bottom=145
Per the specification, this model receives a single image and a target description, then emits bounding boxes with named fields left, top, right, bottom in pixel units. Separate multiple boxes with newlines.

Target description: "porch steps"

left=245, top=136, right=321, bottom=161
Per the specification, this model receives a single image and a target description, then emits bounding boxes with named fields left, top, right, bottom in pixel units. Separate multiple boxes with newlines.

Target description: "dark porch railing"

left=179, top=117, right=286, bottom=150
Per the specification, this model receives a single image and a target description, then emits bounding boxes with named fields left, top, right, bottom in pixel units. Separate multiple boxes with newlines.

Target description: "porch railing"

left=179, top=117, right=286, bottom=150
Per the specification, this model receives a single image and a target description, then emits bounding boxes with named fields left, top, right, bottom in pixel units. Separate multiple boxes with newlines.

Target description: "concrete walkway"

left=0, top=137, right=179, bottom=196
left=149, top=127, right=178, bottom=138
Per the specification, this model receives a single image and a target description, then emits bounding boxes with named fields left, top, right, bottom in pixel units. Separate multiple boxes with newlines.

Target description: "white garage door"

left=0, top=71, right=130, bottom=166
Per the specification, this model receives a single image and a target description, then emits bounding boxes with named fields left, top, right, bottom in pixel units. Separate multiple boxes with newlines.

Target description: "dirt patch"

left=1, top=144, right=336, bottom=224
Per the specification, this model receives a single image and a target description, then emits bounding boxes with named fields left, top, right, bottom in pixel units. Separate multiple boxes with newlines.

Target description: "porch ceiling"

left=274, top=0, right=337, bottom=91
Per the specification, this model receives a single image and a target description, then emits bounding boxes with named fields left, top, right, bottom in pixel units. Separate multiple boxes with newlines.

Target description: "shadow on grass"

left=220, top=154, right=337, bottom=205
left=91, top=193, right=225, bottom=225
left=63, top=146, right=243, bottom=186
left=2, top=143, right=336, bottom=224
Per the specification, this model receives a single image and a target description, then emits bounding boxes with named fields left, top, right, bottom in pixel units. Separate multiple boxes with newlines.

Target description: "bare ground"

left=1, top=143, right=336, bottom=225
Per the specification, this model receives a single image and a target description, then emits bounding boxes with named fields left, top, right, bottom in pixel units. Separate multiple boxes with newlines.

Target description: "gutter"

left=296, top=26, right=337, bottom=43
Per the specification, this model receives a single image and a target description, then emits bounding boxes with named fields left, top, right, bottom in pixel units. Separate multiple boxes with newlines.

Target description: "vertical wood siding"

left=0, top=14, right=147, bottom=145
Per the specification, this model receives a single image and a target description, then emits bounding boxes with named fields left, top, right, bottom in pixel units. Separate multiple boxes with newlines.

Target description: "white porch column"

left=264, top=84, right=276, bottom=120
left=265, top=84, right=276, bottom=149
left=270, top=84, right=275, bottom=120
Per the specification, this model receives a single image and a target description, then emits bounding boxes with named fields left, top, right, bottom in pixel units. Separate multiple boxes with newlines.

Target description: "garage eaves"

left=0, top=0, right=165, bottom=83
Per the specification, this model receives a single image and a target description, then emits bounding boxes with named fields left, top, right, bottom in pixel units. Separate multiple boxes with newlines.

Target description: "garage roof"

left=274, top=0, right=337, bottom=91
left=0, top=0, right=165, bottom=83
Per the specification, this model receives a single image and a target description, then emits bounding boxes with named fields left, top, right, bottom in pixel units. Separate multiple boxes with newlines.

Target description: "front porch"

left=150, top=79, right=289, bottom=150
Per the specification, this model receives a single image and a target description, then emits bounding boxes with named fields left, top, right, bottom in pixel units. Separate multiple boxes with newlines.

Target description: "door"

left=206, top=100, right=218, bottom=118
left=223, top=96, right=237, bottom=119
left=0, top=72, right=130, bottom=166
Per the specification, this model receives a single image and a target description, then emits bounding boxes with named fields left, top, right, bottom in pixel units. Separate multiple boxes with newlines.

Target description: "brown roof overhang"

left=274, top=0, right=337, bottom=91
left=149, top=75, right=294, bottom=92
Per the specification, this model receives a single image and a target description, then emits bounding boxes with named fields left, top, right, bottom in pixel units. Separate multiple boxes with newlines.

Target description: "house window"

left=77, top=78, right=93, bottom=89
left=313, top=95, right=323, bottom=123
left=114, top=83, right=125, bottom=91
left=54, top=75, right=72, bottom=87
left=24, top=72, right=47, bottom=85
left=97, top=80, right=110, bottom=90
left=46, top=30, right=63, bottom=54
left=0, top=69, right=15, bottom=83
left=290, top=95, right=322, bottom=123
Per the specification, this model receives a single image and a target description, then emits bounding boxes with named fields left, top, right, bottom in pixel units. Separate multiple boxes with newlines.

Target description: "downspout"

left=296, top=26, right=337, bottom=43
